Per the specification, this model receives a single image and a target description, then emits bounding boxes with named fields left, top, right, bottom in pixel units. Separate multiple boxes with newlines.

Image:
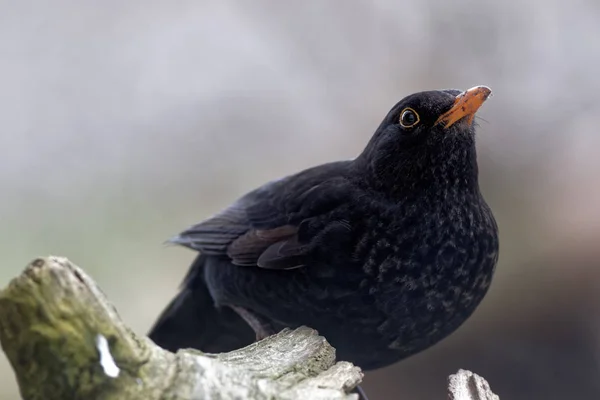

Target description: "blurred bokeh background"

left=2, top=1, right=600, bottom=399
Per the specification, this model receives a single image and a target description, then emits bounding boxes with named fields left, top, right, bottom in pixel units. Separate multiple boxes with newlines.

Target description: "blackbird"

left=148, top=86, right=499, bottom=372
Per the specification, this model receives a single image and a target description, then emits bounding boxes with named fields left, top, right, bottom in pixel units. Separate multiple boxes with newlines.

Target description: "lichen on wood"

left=0, top=256, right=363, bottom=400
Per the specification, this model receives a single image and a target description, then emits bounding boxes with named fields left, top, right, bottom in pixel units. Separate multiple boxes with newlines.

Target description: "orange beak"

left=435, top=86, right=492, bottom=128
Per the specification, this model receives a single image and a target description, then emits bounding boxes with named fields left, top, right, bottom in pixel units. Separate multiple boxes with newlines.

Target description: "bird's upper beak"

left=435, top=86, right=492, bottom=128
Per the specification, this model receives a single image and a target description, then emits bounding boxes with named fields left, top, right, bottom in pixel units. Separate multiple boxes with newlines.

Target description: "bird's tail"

left=148, top=254, right=255, bottom=353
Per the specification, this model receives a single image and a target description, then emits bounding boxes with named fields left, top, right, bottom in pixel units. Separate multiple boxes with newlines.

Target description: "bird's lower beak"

left=435, top=86, right=492, bottom=128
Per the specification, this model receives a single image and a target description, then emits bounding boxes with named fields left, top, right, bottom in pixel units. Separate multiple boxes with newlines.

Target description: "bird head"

left=357, top=86, right=492, bottom=195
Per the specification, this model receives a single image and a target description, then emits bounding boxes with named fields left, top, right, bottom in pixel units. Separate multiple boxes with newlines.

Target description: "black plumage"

left=149, top=86, right=499, bottom=371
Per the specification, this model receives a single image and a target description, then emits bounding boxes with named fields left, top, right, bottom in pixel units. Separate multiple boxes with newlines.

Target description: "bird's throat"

left=359, top=142, right=480, bottom=200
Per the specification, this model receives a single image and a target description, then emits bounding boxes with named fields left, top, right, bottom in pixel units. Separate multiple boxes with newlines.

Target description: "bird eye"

left=399, top=108, right=420, bottom=128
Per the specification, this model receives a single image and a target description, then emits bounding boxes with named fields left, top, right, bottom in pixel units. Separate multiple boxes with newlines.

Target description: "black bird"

left=149, top=86, right=499, bottom=372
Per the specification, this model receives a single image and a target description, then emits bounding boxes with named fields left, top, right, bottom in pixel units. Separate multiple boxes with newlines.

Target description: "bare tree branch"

left=448, top=369, right=500, bottom=400
left=0, top=256, right=362, bottom=400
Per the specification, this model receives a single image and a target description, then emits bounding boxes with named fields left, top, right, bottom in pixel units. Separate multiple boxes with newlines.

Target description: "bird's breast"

left=350, top=196, right=498, bottom=353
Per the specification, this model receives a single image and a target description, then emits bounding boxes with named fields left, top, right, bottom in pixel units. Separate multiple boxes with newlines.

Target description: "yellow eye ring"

left=399, top=108, right=420, bottom=128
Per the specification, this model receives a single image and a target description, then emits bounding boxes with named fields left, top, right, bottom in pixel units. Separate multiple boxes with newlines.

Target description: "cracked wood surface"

left=0, top=256, right=362, bottom=400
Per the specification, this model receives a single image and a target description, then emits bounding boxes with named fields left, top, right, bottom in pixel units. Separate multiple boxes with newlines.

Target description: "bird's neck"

left=354, top=141, right=481, bottom=201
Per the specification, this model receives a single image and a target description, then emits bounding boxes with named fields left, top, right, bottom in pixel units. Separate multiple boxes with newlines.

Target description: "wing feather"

left=169, top=161, right=354, bottom=270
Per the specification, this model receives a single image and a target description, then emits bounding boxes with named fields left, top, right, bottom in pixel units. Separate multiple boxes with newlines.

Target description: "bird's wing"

left=169, top=161, right=354, bottom=270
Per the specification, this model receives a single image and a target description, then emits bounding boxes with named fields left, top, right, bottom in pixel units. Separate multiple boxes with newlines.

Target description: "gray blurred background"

left=1, top=1, right=600, bottom=399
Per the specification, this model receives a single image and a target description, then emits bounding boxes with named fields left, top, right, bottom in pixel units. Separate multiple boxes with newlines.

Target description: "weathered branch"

left=448, top=369, right=499, bottom=400
left=0, top=257, right=362, bottom=400
left=0, top=256, right=499, bottom=400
